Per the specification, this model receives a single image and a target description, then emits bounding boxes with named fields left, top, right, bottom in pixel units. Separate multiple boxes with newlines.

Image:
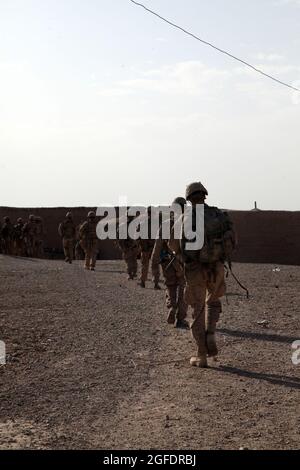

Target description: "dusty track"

left=0, top=255, right=299, bottom=449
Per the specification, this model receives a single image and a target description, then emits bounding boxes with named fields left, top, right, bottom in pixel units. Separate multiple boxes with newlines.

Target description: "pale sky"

left=0, top=0, right=300, bottom=210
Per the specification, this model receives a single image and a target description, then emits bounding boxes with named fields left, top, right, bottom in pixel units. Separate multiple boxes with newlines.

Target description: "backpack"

left=181, top=205, right=235, bottom=265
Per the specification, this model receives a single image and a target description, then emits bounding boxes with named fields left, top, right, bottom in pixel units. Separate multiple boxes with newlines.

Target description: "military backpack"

left=181, top=204, right=235, bottom=265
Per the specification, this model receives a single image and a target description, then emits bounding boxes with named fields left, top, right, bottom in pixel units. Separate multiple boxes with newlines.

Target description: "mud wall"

left=0, top=207, right=120, bottom=260
left=0, top=207, right=299, bottom=265
left=229, top=210, right=300, bottom=266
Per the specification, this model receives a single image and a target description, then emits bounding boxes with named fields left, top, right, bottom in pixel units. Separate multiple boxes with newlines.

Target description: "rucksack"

left=181, top=205, right=235, bottom=265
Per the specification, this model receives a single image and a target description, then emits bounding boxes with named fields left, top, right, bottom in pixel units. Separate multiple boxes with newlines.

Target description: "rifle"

left=224, top=261, right=249, bottom=299
left=164, top=251, right=179, bottom=272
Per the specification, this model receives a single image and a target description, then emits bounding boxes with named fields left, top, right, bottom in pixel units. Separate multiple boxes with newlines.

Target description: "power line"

left=129, top=0, right=300, bottom=93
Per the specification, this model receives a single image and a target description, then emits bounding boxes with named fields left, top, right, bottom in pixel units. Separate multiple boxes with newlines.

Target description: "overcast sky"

left=0, top=0, right=299, bottom=210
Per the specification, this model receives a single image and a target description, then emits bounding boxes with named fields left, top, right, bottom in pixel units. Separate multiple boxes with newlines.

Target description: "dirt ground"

left=0, top=255, right=299, bottom=450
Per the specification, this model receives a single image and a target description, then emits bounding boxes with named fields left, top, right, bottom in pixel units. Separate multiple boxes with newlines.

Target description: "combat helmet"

left=29, top=214, right=35, bottom=221
left=87, top=211, right=96, bottom=219
left=172, top=197, right=186, bottom=208
left=3, top=216, right=10, bottom=223
left=185, top=182, right=208, bottom=201
left=17, top=218, right=23, bottom=224
left=66, top=212, right=72, bottom=219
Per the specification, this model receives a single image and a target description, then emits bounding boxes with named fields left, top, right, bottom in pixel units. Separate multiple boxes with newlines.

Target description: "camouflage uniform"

left=117, top=238, right=139, bottom=280
left=170, top=182, right=231, bottom=368
left=151, top=198, right=188, bottom=327
left=116, top=216, right=139, bottom=279
left=35, top=216, right=45, bottom=258
left=1, top=217, right=14, bottom=255
left=14, top=218, right=25, bottom=256
left=184, top=260, right=226, bottom=364
left=58, top=213, right=76, bottom=263
left=79, top=211, right=99, bottom=270
left=138, top=238, right=160, bottom=287
left=75, top=224, right=85, bottom=260
left=23, top=215, right=37, bottom=257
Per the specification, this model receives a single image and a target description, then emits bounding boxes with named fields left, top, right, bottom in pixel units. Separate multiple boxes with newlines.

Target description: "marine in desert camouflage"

left=151, top=197, right=188, bottom=329
left=1, top=216, right=14, bottom=255
left=79, top=211, right=99, bottom=271
left=58, top=212, right=76, bottom=264
left=14, top=218, right=25, bottom=256
left=116, top=214, right=139, bottom=280
left=169, top=182, right=235, bottom=368
left=35, top=216, right=45, bottom=258
left=22, top=215, right=37, bottom=258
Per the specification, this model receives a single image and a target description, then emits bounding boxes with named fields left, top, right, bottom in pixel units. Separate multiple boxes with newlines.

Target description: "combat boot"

left=206, top=332, right=218, bottom=357
left=174, top=319, right=190, bottom=330
left=154, top=283, right=161, bottom=290
left=190, top=355, right=208, bottom=368
left=138, top=280, right=146, bottom=288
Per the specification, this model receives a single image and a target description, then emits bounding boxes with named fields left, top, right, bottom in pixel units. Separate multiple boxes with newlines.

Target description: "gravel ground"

left=0, top=255, right=299, bottom=450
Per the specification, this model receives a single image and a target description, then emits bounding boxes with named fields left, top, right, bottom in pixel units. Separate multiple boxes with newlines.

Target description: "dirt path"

left=0, top=255, right=299, bottom=449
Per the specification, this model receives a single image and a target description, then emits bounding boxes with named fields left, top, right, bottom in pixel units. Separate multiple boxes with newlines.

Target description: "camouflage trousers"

left=2, top=237, right=13, bottom=255
left=63, top=238, right=74, bottom=262
left=14, top=239, right=24, bottom=257
left=25, top=236, right=36, bottom=257
left=162, top=260, right=187, bottom=323
left=35, top=239, right=44, bottom=258
left=123, top=247, right=138, bottom=278
left=184, top=262, right=226, bottom=356
left=75, top=241, right=84, bottom=260
left=140, top=251, right=160, bottom=284
left=81, top=240, right=98, bottom=269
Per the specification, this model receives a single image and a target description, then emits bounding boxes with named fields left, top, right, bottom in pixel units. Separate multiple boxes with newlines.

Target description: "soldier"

left=138, top=207, right=160, bottom=289
left=79, top=211, right=99, bottom=271
left=151, top=197, right=189, bottom=329
left=170, top=182, right=235, bottom=368
left=74, top=222, right=84, bottom=260
left=35, top=216, right=45, bottom=258
left=1, top=217, right=14, bottom=255
left=14, top=218, right=25, bottom=256
left=58, top=212, right=76, bottom=264
left=23, top=215, right=37, bottom=257
left=116, top=215, right=139, bottom=280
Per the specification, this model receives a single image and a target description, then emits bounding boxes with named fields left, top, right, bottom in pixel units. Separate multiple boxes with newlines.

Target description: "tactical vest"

left=14, top=223, right=24, bottom=240
left=60, top=220, right=75, bottom=239
left=80, top=220, right=98, bottom=241
left=24, top=221, right=36, bottom=237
